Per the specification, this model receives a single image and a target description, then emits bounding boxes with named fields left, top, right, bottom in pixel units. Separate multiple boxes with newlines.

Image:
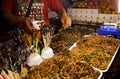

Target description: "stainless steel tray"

left=68, top=36, right=120, bottom=79
left=92, top=67, right=103, bottom=79
left=69, top=42, right=103, bottom=79
left=69, top=37, right=120, bottom=71
left=101, top=43, right=120, bottom=72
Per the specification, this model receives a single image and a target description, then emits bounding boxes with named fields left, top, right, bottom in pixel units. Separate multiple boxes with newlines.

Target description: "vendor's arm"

left=44, top=0, right=71, bottom=29
left=2, top=12, right=34, bottom=30
left=1, top=0, right=34, bottom=30
left=56, top=7, right=71, bottom=29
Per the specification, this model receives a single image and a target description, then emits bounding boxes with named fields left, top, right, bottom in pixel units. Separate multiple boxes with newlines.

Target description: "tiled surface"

left=67, top=8, right=119, bottom=23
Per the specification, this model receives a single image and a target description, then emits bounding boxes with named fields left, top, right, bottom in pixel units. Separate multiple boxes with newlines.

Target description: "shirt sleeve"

left=1, top=0, right=13, bottom=12
left=49, top=0, right=62, bottom=11
left=44, top=0, right=62, bottom=24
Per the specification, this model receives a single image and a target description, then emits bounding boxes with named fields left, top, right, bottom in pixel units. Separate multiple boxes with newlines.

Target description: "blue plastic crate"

left=100, top=25, right=117, bottom=30
left=98, top=25, right=120, bottom=39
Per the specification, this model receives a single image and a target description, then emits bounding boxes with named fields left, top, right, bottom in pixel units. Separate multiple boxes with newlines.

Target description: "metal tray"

left=92, top=67, right=103, bottom=79
left=101, top=43, right=120, bottom=72
left=69, top=42, right=103, bottom=79
left=68, top=36, right=120, bottom=78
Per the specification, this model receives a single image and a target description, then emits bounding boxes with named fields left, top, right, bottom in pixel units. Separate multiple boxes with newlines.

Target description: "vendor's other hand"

left=61, top=15, right=71, bottom=29
left=23, top=17, right=34, bottom=35
left=24, top=17, right=34, bottom=30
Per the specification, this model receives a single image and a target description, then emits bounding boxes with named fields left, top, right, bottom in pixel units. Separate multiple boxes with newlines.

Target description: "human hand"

left=61, top=15, right=71, bottom=29
left=24, top=17, right=34, bottom=30
left=22, top=17, right=35, bottom=35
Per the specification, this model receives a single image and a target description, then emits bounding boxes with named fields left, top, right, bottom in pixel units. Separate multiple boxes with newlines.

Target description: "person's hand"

left=23, top=17, right=35, bottom=35
left=24, top=17, right=34, bottom=30
left=61, top=15, right=71, bottom=29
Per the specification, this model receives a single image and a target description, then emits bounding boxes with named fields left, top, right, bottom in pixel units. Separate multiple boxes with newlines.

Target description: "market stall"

left=1, top=0, right=120, bottom=79
left=0, top=25, right=120, bottom=79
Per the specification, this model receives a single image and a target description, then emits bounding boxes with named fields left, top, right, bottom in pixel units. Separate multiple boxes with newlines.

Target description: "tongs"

left=40, top=25, right=54, bottom=59
left=41, top=25, right=54, bottom=48
left=25, top=0, right=33, bottom=17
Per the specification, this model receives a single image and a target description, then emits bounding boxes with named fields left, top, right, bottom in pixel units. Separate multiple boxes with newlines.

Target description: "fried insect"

left=70, top=35, right=120, bottom=70
left=24, top=56, right=100, bottom=79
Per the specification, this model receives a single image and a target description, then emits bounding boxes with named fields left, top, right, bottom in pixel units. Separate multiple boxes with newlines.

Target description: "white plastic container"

left=41, top=47, right=54, bottom=59
left=27, top=53, right=43, bottom=67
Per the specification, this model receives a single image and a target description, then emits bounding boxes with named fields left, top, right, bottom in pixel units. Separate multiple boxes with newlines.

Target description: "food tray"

left=69, top=42, right=103, bottom=79
left=101, top=43, right=120, bottom=72
left=68, top=35, right=120, bottom=78
left=68, top=42, right=103, bottom=79
left=92, top=67, right=103, bottom=79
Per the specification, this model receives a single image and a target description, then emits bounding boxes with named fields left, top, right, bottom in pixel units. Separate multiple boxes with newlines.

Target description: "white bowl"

left=41, top=47, right=54, bottom=59
left=27, top=53, right=43, bottom=67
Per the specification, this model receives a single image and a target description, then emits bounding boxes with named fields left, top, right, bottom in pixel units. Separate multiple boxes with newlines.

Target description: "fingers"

left=65, top=17, right=71, bottom=29
left=24, top=17, right=34, bottom=30
left=62, top=16, right=71, bottom=29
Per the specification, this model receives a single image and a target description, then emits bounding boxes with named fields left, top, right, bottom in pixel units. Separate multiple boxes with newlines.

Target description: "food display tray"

left=101, top=43, right=120, bottom=72
left=92, top=67, right=103, bottom=79
left=68, top=37, right=120, bottom=79
left=69, top=42, right=103, bottom=79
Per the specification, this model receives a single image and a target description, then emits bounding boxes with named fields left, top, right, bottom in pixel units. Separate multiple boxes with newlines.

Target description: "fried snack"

left=21, top=67, right=28, bottom=78
left=18, top=33, right=32, bottom=46
left=70, top=35, right=120, bottom=70
left=51, top=26, right=81, bottom=55
left=24, top=56, right=100, bottom=79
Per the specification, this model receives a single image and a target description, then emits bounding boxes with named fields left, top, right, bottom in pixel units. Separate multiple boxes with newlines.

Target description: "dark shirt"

left=59, top=0, right=71, bottom=11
